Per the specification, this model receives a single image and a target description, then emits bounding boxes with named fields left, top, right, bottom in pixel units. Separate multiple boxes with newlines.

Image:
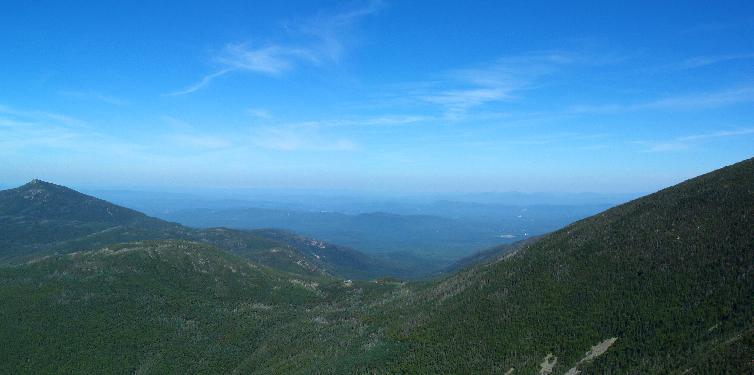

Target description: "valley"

left=1, top=158, right=752, bottom=373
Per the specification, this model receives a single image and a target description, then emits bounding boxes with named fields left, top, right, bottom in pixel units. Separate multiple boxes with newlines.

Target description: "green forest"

left=1, top=159, right=753, bottom=373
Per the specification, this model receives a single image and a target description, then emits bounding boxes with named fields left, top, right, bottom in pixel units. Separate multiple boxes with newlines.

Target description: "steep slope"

left=363, top=157, right=754, bottom=373
left=442, top=236, right=540, bottom=273
left=0, top=180, right=175, bottom=260
left=0, top=179, right=149, bottom=222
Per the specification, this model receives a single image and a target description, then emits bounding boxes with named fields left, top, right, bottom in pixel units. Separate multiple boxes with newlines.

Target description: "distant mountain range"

left=0, top=179, right=414, bottom=279
left=1, top=158, right=752, bottom=373
left=84, top=187, right=625, bottom=262
left=85, top=188, right=637, bottom=216
left=158, top=203, right=611, bottom=262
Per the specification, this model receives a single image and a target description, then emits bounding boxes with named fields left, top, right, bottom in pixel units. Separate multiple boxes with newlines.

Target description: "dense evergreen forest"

left=1, top=158, right=752, bottom=373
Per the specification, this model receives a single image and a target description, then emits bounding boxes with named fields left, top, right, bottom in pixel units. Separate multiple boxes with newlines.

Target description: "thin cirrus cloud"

left=160, top=116, right=234, bottom=150
left=166, top=69, right=233, bottom=97
left=167, top=1, right=383, bottom=96
left=168, top=133, right=233, bottom=150
left=679, top=52, right=754, bottom=69
left=288, top=115, right=432, bottom=128
left=678, top=128, right=754, bottom=141
left=570, top=86, right=754, bottom=114
left=160, top=115, right=359, bottom=152
left=0, top=104, right=89, bottom=129
left=249, top=122, right=359, bottom=152
left=636, top=127, right=754, bottom=153
left=388, top=52, right=579, bottom=120
left=0, top=104, right=137, bottom=155
left=59, top=90, right=128, bottom=106
left=247, top=108, right=273, bottom=119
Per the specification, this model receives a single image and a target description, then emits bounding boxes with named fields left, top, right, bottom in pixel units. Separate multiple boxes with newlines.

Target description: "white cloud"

left=636, top=141, right=690, bottom=153
left=169, top=134, right=233, bottom=150
left=678, top=128, right=754, bottom=141
left=60, top=90, right=128, bottom=106
left=249, top=125, right=358, bottom=151
left=248, top=108, right=273, bottom=119
left=0, top=105, right=89, bottom=129
left=168, top=1, right=382, bottom=96
left=635, top=127, right=754, bottom=153
left=215, top=44, right=317, bottom=75
left=306, top=114, right=432, bottom=128
left=166, top=69, right=233, bottom=96
left=679, top=53, right=754, bottom=69
left=391, top=51, right=579, bottom=120
left=159, top=116, right=234, bottom=150
left=0, top=104, right=135, bottom=155
left=642, top=87, right=754, bottom=110
left=571, top=86, right=754, bottom=114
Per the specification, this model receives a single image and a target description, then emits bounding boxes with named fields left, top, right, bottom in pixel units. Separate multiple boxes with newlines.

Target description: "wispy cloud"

left=307, top=114, right=432, bottom=128
left=160, top=115, right=194, bottom=131
left=678, top=128, right=754, bottom=141
left=250, top=124, right=358, bottom=151
left=168, top=1, right=382, bottom=96
left=60, top=90, right=128, bottom=106
left=248, top=108, right=272, bottom=119
left=635, top=141, right=690, bottom=153
left=166, top=69, right=233, bottom=96
left=639, top=86, right=754, bottom=110
left=385, top=51, right=580, bottom=120
left=681, top=18, right=754, bottom=34
left=505, top=132, right=608, bottom=146
left=169, top=133, right=233, bottom=150
left=160, top=115, right=362, bottom=152
left=571, top=86, right=754, bottom=114
left=0, top=104, right=134, bottom=155
left=635, top=127, right=754, bottom=153
left=678, top=53, right=754, bottom=69
left=0, top=104, right=89, bottom=129
left=215, top=44, right=317, bottom=76
left=160, top=116, right=234, bottom=150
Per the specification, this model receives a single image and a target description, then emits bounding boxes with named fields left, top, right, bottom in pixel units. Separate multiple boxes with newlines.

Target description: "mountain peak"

left=19, top=178, right=66, bottom=192
left=1, top=180, right=147, bottom=223
left=26, top=178, right=50, bottom=186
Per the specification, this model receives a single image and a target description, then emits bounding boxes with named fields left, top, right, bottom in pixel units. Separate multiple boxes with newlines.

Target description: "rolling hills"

left=159, top=203, right=610, bottom=262
left=1, top=157, right=752, bottom=373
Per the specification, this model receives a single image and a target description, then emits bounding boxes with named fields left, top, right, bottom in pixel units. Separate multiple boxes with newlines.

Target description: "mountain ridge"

left=0, top=180, right=401, bottom=279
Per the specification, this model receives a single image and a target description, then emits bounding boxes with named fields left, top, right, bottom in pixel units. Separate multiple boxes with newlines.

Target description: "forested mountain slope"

left=366, top=157, right=754, bottom=373
left=0, top=240, right=383, bottom=373
left=0, top=179, right=176, bottom=261
left=0, top=158, right=752, bottom=373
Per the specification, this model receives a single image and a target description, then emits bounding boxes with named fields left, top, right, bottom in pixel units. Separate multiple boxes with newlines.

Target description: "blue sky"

left=1, top=1, right=753, bottom=193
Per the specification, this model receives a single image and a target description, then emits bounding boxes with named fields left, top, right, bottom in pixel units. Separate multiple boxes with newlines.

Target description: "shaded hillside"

left=0, top=179, right=149, bottom=223
left=442, top=236, right=540, bottom=273
left=364, top=157, right=754, bottom=373
left=0, top=180, right=176, bottom=260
